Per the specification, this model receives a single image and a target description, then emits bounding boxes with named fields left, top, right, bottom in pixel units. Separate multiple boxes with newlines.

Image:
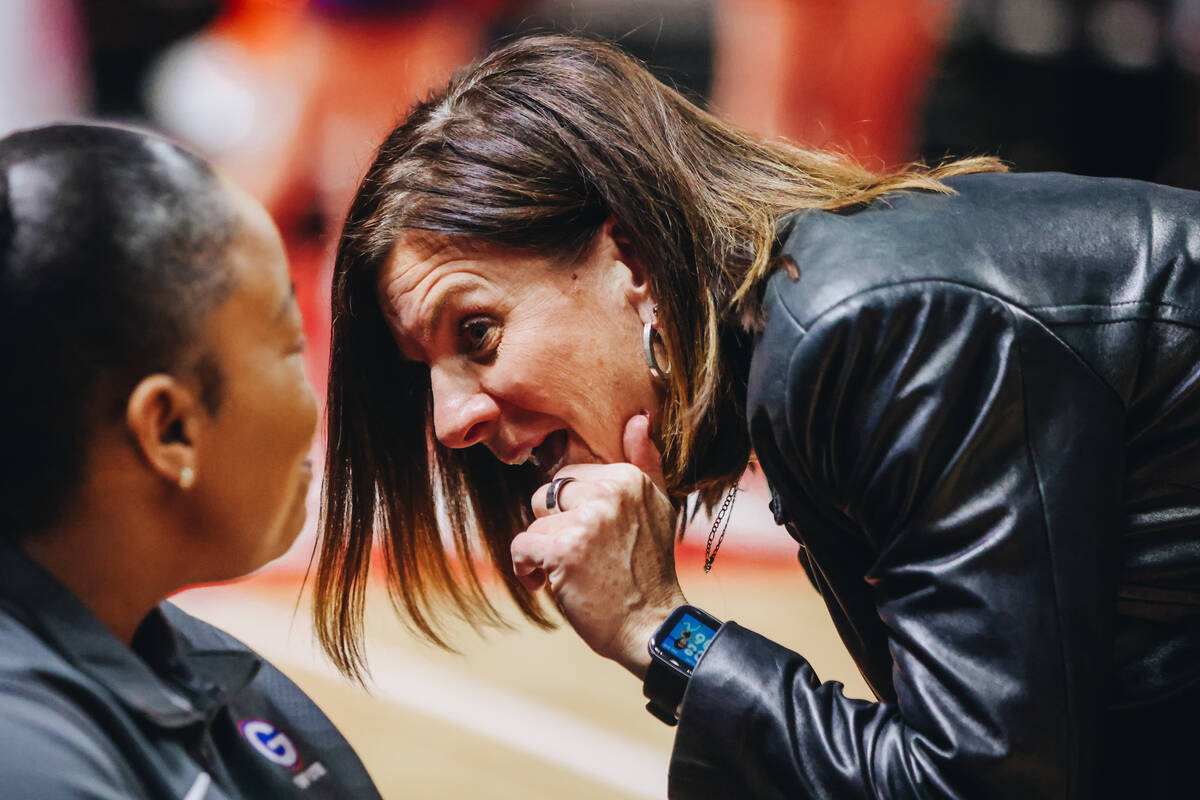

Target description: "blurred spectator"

left=490, top=0, right=715, bottom=103
left=77, top=0, right=223, bottom=121
left=0, top=0, right=87, bottom=135
left=711, top=0, right=956, bottom=168
left=923, top=0, right=1200, bottom=188
left=147, top=0, right=512, bottom=241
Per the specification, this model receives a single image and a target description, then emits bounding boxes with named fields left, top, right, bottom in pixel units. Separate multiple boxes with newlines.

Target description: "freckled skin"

left=517, top=442, right=685, bottom=677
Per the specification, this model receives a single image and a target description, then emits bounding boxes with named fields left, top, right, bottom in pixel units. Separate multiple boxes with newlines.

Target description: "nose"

left=430, top=364, right=500, bottom=450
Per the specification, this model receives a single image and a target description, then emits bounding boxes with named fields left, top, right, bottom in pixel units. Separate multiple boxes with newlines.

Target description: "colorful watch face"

left=657, top=611, right=718, bottom=669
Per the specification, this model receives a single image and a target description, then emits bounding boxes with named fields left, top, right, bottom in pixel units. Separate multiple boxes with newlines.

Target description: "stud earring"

left=179, top=466, right=195, bottom=491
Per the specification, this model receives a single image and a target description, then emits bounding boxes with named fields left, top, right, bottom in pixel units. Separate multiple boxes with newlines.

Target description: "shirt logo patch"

left=239, top=719, right=301, bottom=769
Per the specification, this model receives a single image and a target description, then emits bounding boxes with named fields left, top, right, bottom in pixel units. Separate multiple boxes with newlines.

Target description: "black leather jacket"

left=670, top=173, right=1200, bottom=799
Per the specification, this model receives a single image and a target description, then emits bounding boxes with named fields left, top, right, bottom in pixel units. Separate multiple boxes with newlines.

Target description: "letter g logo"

left=239, top=719, right=300, bottom=769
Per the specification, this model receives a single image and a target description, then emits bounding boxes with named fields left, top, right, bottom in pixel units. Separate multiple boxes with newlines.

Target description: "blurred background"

left=6, top=0, right=1199, bottom=796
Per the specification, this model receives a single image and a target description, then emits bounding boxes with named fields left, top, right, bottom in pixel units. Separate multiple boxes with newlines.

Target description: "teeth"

left=522, top=431, right=564, bottom=476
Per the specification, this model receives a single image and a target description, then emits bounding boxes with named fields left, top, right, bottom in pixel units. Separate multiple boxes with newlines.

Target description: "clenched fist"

left=511, top=413, right=687, bottom=678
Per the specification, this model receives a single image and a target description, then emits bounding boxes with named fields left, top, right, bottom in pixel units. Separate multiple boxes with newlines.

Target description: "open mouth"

left=530, top=430, right=569, bottom=481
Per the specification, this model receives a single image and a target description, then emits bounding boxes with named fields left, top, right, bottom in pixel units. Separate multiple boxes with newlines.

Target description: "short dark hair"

left=0, top=123, right=236, bottom=537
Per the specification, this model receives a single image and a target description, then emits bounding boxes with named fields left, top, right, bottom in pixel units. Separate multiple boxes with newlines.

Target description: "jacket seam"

left=775, top=277, right=1128, bottom=411
left=778, top=275, right=1200, bottom=331
left=1028, top=299, right=1200, bottom=314
left=1013, top=309, right=1076, bottom=798
left=1050, top=317, right=1200, bottom=328
left=779, top=277, right=1000, bottom=331
left=769, top=280, right=809, bottom=335
left=777, top=278, right=1032, bottom=335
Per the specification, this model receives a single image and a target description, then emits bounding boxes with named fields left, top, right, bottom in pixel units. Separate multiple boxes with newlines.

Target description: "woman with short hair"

left=0, top=123, right=379, bottom=800
left=319, top=35, right=1200, bottom=798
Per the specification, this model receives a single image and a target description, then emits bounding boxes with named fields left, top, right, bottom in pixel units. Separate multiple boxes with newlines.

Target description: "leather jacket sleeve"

left=669, top=280, right=1125, bottom=799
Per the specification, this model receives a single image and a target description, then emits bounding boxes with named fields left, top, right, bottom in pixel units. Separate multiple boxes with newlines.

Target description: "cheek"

left=505, top=305, right=653, bottom=448
left=572, top=309, right=651, bottom=398
left=244, top=365, right=316, bottom=465
left=292, top=364, right=320, bottom=446
left=204, top=364, right=316, bottom=532
left=487, top=316, right=557, bottom=399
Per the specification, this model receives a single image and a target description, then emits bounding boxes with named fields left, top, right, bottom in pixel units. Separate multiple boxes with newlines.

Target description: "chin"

left=244, top=505, right=308, bottom=575
left=273, top=506, right=309, bottom=559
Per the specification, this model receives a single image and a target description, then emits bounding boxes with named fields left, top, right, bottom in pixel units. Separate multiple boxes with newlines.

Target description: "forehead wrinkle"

left=379, top=250, right=499, bottom=354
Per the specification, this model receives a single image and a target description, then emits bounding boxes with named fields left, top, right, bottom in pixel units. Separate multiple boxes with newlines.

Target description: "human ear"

left=600, top=216, right=658, bottom=323
left=125, top=374, right=205, bottom=489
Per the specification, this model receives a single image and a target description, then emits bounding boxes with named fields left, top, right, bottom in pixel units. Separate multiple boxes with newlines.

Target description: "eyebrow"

left=425, top=290, right=454, bottom=343
left=416, top=272, right=479, bottom=343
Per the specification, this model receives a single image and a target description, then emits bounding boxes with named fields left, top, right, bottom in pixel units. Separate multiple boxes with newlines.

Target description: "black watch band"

left=643, top=655, right=688, bottom=726
left=643, top=605, right=723, bottom=726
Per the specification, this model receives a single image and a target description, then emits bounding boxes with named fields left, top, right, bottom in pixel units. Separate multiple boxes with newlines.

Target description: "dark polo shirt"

left=0, top=540, right=382, bottom=799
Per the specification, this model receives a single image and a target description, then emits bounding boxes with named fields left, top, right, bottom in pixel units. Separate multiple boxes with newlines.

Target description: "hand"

left=511, top=413, right=686, bottom=679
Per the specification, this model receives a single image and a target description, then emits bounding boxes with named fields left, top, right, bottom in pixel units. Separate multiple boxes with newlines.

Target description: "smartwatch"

left=643, top=605, right=723, bottom=726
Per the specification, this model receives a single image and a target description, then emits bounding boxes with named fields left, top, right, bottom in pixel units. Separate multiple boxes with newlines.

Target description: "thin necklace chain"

left=704, top=484, right=739, bottom=573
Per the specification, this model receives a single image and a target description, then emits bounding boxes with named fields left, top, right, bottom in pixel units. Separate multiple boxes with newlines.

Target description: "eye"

left=458, top=316, right=499, bottom=357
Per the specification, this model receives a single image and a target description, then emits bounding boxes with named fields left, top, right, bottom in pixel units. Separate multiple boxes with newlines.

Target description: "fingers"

left=530, top=474, right=578, bottom=518
left=529, top=464, right=603, bottom=517
left=622, top=412, right=666, bottom=492
left=530, top=461, right=651, bottom=518
left=510, top=529, right=548, bottom=592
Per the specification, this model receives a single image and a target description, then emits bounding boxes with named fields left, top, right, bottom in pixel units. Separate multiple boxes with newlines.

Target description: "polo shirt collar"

left=0, top=537, right=259, bottom=728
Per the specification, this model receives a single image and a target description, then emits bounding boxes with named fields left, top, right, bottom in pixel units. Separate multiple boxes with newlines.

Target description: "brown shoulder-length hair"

left=316, top=33, right=1005, bottom=677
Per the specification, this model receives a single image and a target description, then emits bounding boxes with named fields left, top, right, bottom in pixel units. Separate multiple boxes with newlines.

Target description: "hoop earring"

left=642, top=318, right=672, bottom=381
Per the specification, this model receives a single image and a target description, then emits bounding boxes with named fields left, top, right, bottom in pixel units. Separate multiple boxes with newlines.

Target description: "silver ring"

left=546, top=476, right=576, bottom=512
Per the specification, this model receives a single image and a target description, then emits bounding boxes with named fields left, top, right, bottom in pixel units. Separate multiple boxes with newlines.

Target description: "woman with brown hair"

left=317, top=34, right=1200, bottom=798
